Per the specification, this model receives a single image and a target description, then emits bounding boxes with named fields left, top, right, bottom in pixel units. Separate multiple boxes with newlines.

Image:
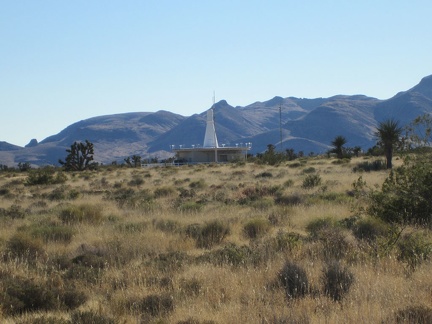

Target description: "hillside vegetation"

left=0, top=155, right=431, bottom=323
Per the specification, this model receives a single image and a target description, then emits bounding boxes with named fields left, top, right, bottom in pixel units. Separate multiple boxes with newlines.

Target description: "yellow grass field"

left=0, top=156, right=431, bottom=323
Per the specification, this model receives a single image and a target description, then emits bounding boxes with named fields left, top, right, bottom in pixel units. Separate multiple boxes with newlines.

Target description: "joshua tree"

left=59, top=140, right=97, bottom=171
left=375, top=119, right=402, bottom=169
left=331, top=135, right=347, bottom=159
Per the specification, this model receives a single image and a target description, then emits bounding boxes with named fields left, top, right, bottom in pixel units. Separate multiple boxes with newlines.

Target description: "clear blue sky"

left=1, top=1, right=431, bottom=147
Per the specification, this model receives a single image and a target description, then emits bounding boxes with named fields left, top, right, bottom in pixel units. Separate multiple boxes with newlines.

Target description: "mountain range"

left=1, top=75, right=432, bottom=167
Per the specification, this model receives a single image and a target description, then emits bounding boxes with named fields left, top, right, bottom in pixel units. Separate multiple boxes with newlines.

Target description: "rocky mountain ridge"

left=1, top=75, right=432, bottom=166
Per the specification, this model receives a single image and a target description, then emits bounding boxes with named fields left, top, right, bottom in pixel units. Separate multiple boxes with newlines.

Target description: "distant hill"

left=1, top=75, right=432, bottom=166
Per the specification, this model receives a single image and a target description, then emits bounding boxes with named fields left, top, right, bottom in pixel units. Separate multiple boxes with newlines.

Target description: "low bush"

left=278, top=261, right=309, bottom=299
left=105, top=188, right=154, bottom=209
left=0, top=275, right=86, bottom=315
left=196, top=220, right=230, bottom=249
left=199, top=243, right=254, bottom=267
left=127, top=294, right=174, bottom=317
left=255, top=171, right=273, bottom=178
left=275, top=193, right=304, bottom=206
left=243, top=218, right=271, bottom=239
left=71, top=310, right=115, bottom=324
left=352, top=217, right=389, bottom=242
left=20, top=223, right=75, bottom=244
left=154, top=186, right=176, bottom=198
left=59, top=204, right=104, bottom=224
left=178, top=201, right=204, bottom=212
left=394, top=305, right=432, bottom=323
left=5, top=232, right=45, bottom=262
left=322, top=261, right=354, bottom=301
left=26, top=168, right=67, bottom=185
left=397, top=232, right=432, bottom=271
left=302, top=174, right=322, bottom=189
left=154, top=219, right=180, bottom=233
left=352, top=159, right=386, bottom=172
left=189, top=179, right=206, bottom=189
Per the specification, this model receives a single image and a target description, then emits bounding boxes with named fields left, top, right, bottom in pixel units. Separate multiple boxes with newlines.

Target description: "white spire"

left=203, top=107, right=219, bottom=148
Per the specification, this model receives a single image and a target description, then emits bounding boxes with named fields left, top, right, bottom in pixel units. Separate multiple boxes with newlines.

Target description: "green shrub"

left=352, top=159, right=386, bottom=172
left=189, top=179, right=206, bottom=189
left=352, top=217, right=389, bottom=242
left=6, top=233, right=45, bottom=262
left=394, top=305, right=432, bottom=323
left=26, top=168, right=67, bottom=185
left=179, top=277, right=202, bottom=297
left=154, top=219, right=180, bottom=233
left=128, top=176, right=144, bottom=187
left=274, top=230, right=302, bottom=252
left=250, top=197, right=274, bottom=210
left=2, top=204, right=26, bottom=219
left=116, top=221, right=148, bottom=233
left=397, top=232, right=432, bottom=271
left=302, top=174, right=322, bottom=189
left=59, top=204, right=103, bottom=224
left=21, top=223, right=75, bottom=244
left=196, top=220, right=230, bottom=249
left=71, top=310, right=115, bottom=324
left=200, top=243, right=254, bottom=267
left=0, top=275, right=86, bottom=315
left=154, top=186, right=176, bottom=198
left=105, top=188, right=154, bottom=209
left=306, top=217, right=337, bottom=239
left=178, top=201, right=203, bottom=212
left=255, top=171, right=273, bottom=178
left=127, top=294, right=174, bottom=317
left=368, top=157, right=432, bottom=225
left=283, top=179, right=294, bottom=187
left=322, top=261, right=354, bottom=301
left=302, top=167, right=316, bottom=174
left=275, top=193, right=303, bottom=206
left=278, top=261, right=309, bottom=299
left=243, top=218, right=271, bottom=239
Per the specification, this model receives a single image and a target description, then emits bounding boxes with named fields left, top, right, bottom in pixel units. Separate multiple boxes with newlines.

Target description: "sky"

left=1, top=1, right=432, bottom=147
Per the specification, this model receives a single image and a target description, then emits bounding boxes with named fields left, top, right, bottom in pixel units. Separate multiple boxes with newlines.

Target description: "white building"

left=172, top=108, right=251, bottom=163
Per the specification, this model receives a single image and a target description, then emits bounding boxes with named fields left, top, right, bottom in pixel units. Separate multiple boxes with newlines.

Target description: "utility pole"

left=279, top=104, right=283, bottom=151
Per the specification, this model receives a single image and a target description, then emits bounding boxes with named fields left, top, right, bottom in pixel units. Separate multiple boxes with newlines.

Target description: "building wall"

left=175, top=149, right=247, bottom=163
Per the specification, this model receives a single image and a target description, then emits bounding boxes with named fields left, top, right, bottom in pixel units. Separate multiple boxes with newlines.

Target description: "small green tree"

left=405, top=113, right=432, bottom=150
left=330, top=135, right=347, bottom=159
left=59, top=140, right=97, bottom=171
left=375, top=119, right=402, bottom=169
left=368, top=155, right=432, bottom=226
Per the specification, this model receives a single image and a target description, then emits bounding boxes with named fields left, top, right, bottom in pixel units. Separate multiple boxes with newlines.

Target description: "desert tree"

left=405, top=113, right=432, bottom=150
left=331, top=135, right=347, bottom=159
left=59, top=140, right=97, bottom=171
left=375, top=119, right=402, bottom=169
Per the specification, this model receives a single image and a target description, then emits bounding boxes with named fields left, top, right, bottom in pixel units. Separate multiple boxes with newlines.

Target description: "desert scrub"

left=18, top=222, right=75, bottom=244
left=397, top=231, right=432, bottom=271
left=5, top=232, right=45, bottom=263
left=0, top=204, right=26, bottom=219
left=154, top=185, right=176, bottom=198
left=26, top=167, right=67, bottom=185
left=278, top=261, right=309, bottom=299
left=243, top=218, right=271, bottom=239
left=352, top=216, right=389, bottom=242
left=255, top=171, right=273, bottom=178
left=59, top=203, right=104, bottom=224
left=0, top=274, right=86, bottom=315
left=196, top=220, right=230, bottom=249
left=125, top=294, right=174, bottom=317
left=322, top=261, right=354, bottom=301
left=105, top=188, right=154, bottom=209
left=189, top=178, right=206, bottom=189
left=301, top=174, right=322, bottom=189
left=352, top=159, right=386, bottom=172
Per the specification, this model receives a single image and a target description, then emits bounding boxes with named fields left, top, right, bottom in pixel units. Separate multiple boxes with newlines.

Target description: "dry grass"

left=0, top=157, right=430, bottom=323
